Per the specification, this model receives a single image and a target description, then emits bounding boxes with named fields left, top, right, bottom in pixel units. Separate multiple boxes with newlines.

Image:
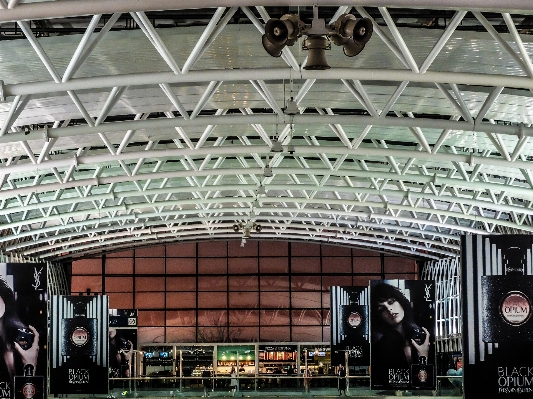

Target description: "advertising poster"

left=49, top=295, right=109, bottom=394
left=109, top=309, right=137, bottom=380
left=370, top=279, right=436, bottom=391
left=462, top=234, right=533, bottom=397
left=330, top=286, right=370, bottom=368
left=0, top=263, right=47, bottom=399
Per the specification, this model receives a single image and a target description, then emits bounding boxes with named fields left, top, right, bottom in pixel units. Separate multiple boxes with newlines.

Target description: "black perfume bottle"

left=14, top=328, right=34, bottom=350
left=14, top=365, right=44, bottom=399
left=410, top=326, right=427, bottom=345
left=61, top=301, right=98, bottom=357
left=340, top=303, right=369, bottom=341
left=411, top=356, right=434, bottom=389
left=482, top=246, right=533, bottom=342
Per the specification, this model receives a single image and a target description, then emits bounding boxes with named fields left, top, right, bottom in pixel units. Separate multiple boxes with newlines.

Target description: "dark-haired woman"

left=0, top=278, right=39, bottom=386
left=370, top=282, right=430, bottom=387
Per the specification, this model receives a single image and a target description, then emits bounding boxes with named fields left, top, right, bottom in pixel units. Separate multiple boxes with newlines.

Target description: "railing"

left=107, top=375, right=463, bottom=397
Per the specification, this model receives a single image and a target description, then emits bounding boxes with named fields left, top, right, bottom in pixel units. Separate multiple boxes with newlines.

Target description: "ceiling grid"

left=0, top=1, right=532, bottom=260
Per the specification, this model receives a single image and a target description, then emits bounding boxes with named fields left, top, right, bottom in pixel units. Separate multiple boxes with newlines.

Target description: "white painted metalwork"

left=0, top=2, right=531, bottom=261
left=421, top=256, right=462, bottom=352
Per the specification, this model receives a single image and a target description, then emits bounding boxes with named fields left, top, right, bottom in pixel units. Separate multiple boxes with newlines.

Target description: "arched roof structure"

left=1, top=0, right=533, bottom=261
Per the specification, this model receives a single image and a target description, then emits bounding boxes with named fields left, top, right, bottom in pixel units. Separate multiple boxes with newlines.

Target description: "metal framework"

left=421, top=256, right=461, bottom=352
left=1, top=1, right=533, bottom=261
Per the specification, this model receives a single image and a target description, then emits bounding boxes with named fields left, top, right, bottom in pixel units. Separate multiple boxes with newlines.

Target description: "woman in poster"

left=370, top=282, right=430, bottom=387
left=0, top=277, right=40, bottom=383
left=109, top=328, right=132, bottom=378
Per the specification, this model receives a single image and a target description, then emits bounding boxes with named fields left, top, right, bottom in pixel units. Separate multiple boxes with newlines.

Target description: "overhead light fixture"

left=262, top=6, right=373, bottom=70
left=270, top=137, right=283, bottom=152
left=286, top=121, right=296, bottom=155
left=284, top=98, right=299, bottom=115
left=256, top=185, right=267, bottom=195
left=264, top=166, right=273, bottom=177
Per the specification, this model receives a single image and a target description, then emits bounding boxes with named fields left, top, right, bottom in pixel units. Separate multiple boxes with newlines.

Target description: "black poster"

left=370, top=280, right=436, bottom=391
left=13, top=376, right=44, bottom=399
left=330, top=286, right=370, bottom=368
left=462, top=234, right=533, bottom=397
left=0, top=263, right=47, bottom=399
left=49, top=295, right=109, bottom=394
left=109, top=309, right=137, bottom=379
left=110, top=309, right=137, bottom=328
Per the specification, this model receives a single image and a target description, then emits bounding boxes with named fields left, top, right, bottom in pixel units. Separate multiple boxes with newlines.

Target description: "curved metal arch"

left=4, top=181, right=533, bottom=220
left=1, top=0, right=532, bottom=24
left=7, top=69, right=533, bottom=99
left=3, top=171, right=533, bottom=238
left=387, top=203, right=533, bottom=232
left=2, top=111, right=530, bottom=149
left=19, top=220, right=459, bottom=257
left=3, top=144, right=533, bottom=184
left=6, top=162, right=533, bottom=208
left=0, top=1, right=532, bottom=262
left=4, top=203, right=483, bottom=237
left=39, top=228, right=448, bottom=261
left=14, top=219, right=461, bottom=255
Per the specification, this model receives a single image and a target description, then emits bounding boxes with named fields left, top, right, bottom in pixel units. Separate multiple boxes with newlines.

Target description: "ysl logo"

left=424, top=284, right=432, bottom=302
left=32, top=267, right=43, bottom=290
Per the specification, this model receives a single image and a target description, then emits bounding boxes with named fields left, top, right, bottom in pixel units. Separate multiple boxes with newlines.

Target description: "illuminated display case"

left=300, top=346, right=331, bottom=375
left=217, top=345, right=255, bottom=375
left=142, top=346, right=174, bottom=377
left=258, top=345, right=297, bottom=374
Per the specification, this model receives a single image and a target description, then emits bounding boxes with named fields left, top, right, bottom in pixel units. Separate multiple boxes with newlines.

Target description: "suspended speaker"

left=233, top=224, right=240, bottom=232
left=265, top=18, right=290, bottom=46
left=343, top=38, right=365, bottom=57
left=303, top=36, right=330, bottom=70
left=280, top=14, right=303, bottom=41
left=352, top=18, right=373, bottom=45
left=255, top=225, right=263, bottom=233
left=262, top=34, right=284, bottom=57
left=335, top=14, right=357, bottom=38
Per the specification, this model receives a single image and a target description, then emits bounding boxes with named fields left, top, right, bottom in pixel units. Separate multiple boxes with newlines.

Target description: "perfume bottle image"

left=14, top=365, right=44, bottom=399
left=411, top=356, right=434, bottom=389
left=340, top=303, right=369, bottom=340
left=61, top=301, right=98, bottom=357
left=482, top=245, right=533, bottom=342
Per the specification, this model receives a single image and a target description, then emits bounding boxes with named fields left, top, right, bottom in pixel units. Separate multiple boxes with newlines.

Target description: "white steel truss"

left=0, top=1, right=533, bottom=261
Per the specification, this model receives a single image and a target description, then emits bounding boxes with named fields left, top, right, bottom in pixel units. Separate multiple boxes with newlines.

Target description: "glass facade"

left=71, top=241, right=417, bottom=344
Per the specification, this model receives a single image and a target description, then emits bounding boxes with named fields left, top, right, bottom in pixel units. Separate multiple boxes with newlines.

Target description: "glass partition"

left=125, top=342, right=461, bottom=397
